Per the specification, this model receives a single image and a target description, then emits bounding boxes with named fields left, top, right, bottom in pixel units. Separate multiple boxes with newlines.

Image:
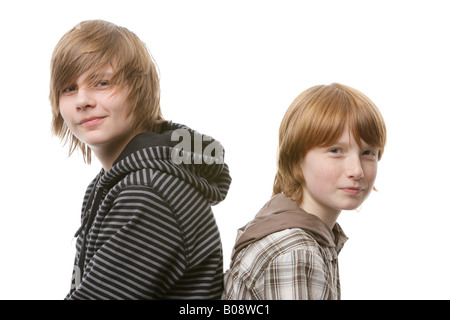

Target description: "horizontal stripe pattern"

left=67, top=139, right=231, bottom=299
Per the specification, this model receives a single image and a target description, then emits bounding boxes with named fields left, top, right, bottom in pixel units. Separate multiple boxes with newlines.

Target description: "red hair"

left=273, top=83, right=387, bottom=204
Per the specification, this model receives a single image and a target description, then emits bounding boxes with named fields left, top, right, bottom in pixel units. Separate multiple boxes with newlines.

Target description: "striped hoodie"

left=66, top=122, right=231, bottom=299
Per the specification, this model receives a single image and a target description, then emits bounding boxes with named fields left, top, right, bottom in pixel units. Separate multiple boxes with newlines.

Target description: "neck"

left=91, top=134, right=137, bottom=171
left=313, top=210, right=340, bottom=230
left=299, top=194, right=341, bottom=230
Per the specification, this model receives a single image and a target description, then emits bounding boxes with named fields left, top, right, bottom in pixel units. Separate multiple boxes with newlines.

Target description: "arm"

left=263, top=249, right=330, bottom=300
left=66, top=186, right=187, bottom=300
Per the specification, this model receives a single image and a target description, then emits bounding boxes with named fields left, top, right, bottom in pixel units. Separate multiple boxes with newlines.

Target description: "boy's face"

left=59, top=67, right=135, bottom=156
left=300, top=127, right=379, bottom=218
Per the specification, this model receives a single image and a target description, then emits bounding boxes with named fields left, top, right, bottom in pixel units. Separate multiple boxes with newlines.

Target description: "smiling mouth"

left=340, top=188, right=364, bottom=195
left=79, top=117, right=106, bottom=127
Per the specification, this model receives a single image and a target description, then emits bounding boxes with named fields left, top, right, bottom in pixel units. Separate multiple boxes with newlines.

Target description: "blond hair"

left=49, top=20, right=165, bottom=163
left=273, top=83, right=387, bottom=204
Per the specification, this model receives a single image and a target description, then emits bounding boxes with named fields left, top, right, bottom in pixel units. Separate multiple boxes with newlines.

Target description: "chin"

left=336, top=199, right=364, bottom=211
left=80, top=134, right=110, bottom=147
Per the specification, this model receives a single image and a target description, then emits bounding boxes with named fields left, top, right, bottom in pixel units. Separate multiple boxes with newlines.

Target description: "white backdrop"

left=1, top=0, right=449, bottom=299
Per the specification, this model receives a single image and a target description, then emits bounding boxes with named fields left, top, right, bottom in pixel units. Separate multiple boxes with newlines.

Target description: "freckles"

left=363, top=164, right=378, bottom=185
left=306, top=166, right=337, bottom=194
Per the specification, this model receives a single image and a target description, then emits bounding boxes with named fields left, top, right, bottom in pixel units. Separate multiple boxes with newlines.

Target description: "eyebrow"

left=332, top=138, right=377, bottom=150
left=77, top=70, right=113, bottom=85
left=93, top=71, right=113, bottom=78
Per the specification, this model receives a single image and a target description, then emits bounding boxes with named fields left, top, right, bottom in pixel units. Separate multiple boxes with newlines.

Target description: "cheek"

left=58, top=101, right=71, bottom=123
left=58, top=99, right=80, bottom=135
left=303, top=164, right=338, bottom=194
left=105, top=93, right=130, bottom=118
left=363, top=163, right=378, bottom=187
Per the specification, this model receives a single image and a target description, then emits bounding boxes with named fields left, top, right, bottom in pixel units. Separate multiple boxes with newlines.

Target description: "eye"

left=362, top=150, right=378, bottom=159
left=329, top=148, right=341, bottom=154
left=62, top=85, right=77, bottom=93
left=95, top=80, right=110, bottom=88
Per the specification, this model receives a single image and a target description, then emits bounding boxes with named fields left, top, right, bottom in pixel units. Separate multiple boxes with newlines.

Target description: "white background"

left=1, top=0, right=449, bottom=299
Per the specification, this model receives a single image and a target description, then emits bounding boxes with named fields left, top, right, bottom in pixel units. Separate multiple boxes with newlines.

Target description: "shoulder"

left=224, top=228, right=325, bottom=299
left=110, top=167, right=194, bottom=197
left=234, top=228, right=323, bottom=274
left=244, top=228, right=321, bottom=258
left=105, top=168, right=176, bottom=206
left=109, top=170, right=214, bottom=230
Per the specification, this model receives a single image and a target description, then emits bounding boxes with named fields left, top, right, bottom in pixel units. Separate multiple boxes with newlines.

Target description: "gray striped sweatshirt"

left=66, top=122, right=231, bottom=299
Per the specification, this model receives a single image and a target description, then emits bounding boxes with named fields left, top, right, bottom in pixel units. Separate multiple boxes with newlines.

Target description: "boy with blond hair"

left=50, top=20, right=231, bottom=299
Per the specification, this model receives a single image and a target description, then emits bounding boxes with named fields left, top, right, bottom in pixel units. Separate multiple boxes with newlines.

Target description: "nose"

left=346, top=154, right=364, bottom=179
left=76, top=88, right=96, bottom=110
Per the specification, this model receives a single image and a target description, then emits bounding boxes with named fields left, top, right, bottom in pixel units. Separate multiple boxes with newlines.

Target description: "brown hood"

left=231, top=193, right=340, bottom=260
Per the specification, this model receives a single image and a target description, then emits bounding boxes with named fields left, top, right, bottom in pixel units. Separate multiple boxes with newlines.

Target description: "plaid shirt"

left=222, top=226, right=348, bottom=300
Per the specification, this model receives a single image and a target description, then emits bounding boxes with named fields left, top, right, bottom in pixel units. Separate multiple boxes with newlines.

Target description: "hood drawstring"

left=72, top=176, right=104, bottom=287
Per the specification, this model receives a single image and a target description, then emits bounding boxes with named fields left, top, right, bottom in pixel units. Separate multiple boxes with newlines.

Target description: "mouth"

left=340, top=187, right=365, bottom=196
left=79, top=116, right=106, bottom=127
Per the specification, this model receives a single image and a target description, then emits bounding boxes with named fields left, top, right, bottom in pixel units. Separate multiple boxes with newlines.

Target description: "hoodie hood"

left=94, top=121, right=231, bottom=205
left=231, top=193, right=345, bottom=260
left=71, top=122, right=231, bottom=295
